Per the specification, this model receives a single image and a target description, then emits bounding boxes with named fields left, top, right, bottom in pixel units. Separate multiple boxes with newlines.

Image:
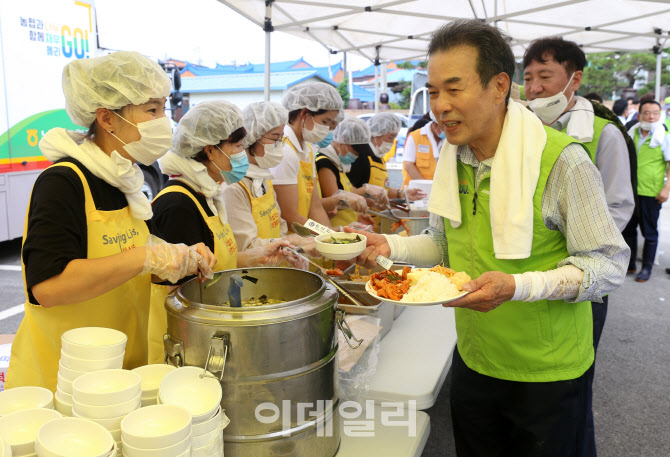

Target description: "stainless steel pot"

left=164, top=268, right=344, bottom=457
left=378, top=208, right=431, bottom=236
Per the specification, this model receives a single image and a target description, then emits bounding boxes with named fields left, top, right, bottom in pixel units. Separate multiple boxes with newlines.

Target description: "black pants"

left=622, top=196, right=662, bottom=268
left=450, top=347, right=593, bottom=457
left=583, top=295, right=608, bottom=457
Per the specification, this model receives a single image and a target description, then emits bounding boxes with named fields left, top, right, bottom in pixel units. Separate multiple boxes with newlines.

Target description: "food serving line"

left=0, top=193, right=457, bottom=457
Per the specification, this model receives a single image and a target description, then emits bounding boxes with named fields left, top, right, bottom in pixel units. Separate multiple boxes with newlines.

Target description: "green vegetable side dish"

left=324, top=235, right=363, bottom=245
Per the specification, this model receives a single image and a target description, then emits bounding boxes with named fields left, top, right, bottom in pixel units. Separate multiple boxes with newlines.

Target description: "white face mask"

left=640, top=120, right=661, bottom=132
left=370, top=139, right=395, bottom=158
left=109, top=113, right=172, bottom=166
left=302, top=116, right=331, bottom=144
left=528, top=73, right=575, bottom=125
left=255, top=142, right=284, bottom=169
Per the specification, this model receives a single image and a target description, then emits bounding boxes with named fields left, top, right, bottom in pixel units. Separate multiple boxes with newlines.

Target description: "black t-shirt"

left=151, top=180, right=215, bottom=252
left=347, top=151, right=372, bottom=188
left=22, top=158, right=151, bottom=305
left=315, top=154, right=344, bottom=190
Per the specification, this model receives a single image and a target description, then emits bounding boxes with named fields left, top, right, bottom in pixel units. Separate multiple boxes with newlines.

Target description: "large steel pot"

left=378, top=208, right=431, bottom=236
left=164, top=268, right=344, bottom=457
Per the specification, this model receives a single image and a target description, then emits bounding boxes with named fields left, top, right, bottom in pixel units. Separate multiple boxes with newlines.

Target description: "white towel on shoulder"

left=628, top=123, right=666, bottom=148
left=565, top=96, right=595, bottom=142
left=428, top=99, right=547, bottom=259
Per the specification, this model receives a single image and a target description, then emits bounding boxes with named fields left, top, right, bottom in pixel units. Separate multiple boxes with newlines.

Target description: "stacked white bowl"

left=0, top=408, right=61, bottom=457
left=0, top=387, right=53, bottom=417
left=0, top=437, right=11, bottom=457
left=35, top=417, right=116, bottom=457
left=131, top=364, right=176, bottom=407
left=71, top=369, right=141, bottom=453
left=121, top=405, right=192, bottom=457
left=57, top=327, right=127, bottom=416
left=158, top=366, right=224, bottom=456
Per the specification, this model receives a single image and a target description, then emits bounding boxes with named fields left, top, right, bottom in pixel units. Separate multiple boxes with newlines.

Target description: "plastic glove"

left=142, top=235, right=214, bottom=284
left=334, top=189, right=368, bottom=213
left=362, top=183, right=389, bottom=210
left=347, top=221, right=374, bottom=232
left=239, top=239, right=306, bottom=268
left=404, top=187, right=427, bottom=201
left=283, top=234, right=319, bottom=258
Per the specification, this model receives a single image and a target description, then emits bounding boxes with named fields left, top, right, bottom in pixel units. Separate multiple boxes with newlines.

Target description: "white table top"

left=337, top=409, right=430, bottom=457
left=360, top=306, right=457, bottom=410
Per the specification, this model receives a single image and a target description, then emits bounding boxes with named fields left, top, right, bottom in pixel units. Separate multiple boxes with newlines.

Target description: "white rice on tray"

left=400, top=270, right=461, bottom=303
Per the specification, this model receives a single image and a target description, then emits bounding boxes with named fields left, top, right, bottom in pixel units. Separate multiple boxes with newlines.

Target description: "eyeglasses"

left=261, top=135, right=285, bottom=147
left=641, top=111, right=660, bottom=116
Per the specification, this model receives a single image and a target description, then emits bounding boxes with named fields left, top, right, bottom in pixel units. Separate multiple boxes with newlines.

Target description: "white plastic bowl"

left=72, top=369, right=141, bottom=406
left=72, top=409, right=125, bottom=431
left=61, top=327, right=127, bottom=360
left=131, top=365, right=176, bottom=394
left=58, top=360, right=89, bottom=382
left=0, top=408, right=61, bottom=456
left=158, top=367, right=222, bottom=423
left=53, top=392, right=72, bottom=417
left=120, top=405, right=191, bottom=450
left=55, top=387, right=72, bottom=405
left=0, top=437, right=10, bottom=457
left=191, top=406, right=222, bottom=437
left=60, top=350, right=124, bottom=372
left=315, top=232, right=367, bottom=260
left=73, top=393, right=140, bottom=420
left=0, top=386, right=53, bottom=416
left=121, top=433, right=190, bottom=457
left=56, top=372, right=73, bottom=395
left=35, top=417, right=114, bottom=457
left=191, top=424, right=222, bottom=448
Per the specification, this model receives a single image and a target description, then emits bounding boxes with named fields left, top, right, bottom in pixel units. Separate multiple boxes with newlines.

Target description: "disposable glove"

left=334, top=190, right=368, bottom=213
left=240, top=239, right=306, bottom=269
left=142, top=235, right=214, bottom=284
left=283, top=234, right=319, bottom=258
left=362, top=183, right=389, bottom=209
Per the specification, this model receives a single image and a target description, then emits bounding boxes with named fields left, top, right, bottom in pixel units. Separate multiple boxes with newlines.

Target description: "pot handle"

left=203, top=332, right=229, bottom=381
left=163, top=334, right=184, bottom=367
left=336, top=309, right=363, bottom=349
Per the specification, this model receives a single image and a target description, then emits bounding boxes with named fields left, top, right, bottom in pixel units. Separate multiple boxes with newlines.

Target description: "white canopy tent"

left=217, top=0, right=670, bottom=107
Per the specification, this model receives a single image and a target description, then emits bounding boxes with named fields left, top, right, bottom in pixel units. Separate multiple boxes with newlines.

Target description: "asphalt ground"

left=0, top=169, right=668, bottom=456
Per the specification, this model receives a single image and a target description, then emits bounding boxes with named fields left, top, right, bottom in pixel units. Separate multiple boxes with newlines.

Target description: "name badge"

left=418, top=145, right=430, bottom=153
left=305, top=219, right=333, bottom=235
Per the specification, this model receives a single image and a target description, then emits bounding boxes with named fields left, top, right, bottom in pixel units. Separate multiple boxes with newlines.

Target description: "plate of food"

left=365, top=265, right=471, bottom=306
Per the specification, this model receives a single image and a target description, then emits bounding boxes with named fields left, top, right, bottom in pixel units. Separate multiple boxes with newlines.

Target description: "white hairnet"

left=333, top=116, right=371, bottom=145
left=368, top=112, right=402, bottom=137
left=335, top=110, right=345, bottom=124
left=63, top=51, right=171, bottom=127
left=172, top=100, right=244, bottom=158
left=241, top=101, right=289, bottom=149
left=281, top=82, right=343, bottom=112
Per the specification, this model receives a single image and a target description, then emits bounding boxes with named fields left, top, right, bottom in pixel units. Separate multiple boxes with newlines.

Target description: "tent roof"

left=180, top=70, right=335, bottom=93
left=217, top=0, right=670, bottom=62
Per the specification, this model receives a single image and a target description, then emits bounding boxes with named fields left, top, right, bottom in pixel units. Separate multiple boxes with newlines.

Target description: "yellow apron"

left=284, top=138, right=315, bottom=219
left=316, top=155, right=358, bottom=227
left=6, top=162, right=151, bottom=392
left=239, top=180, right=282, bottom=239
left=368, top=155, right=389, bottom=189
left=147, top=185, right=237, bottom=364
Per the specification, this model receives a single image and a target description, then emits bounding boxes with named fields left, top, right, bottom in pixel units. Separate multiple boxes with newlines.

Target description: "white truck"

left=0, top=0, right=172, bottom=243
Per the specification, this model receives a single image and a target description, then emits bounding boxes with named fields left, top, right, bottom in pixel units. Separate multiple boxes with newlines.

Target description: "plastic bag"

left=337, top=314, right=382, bottom=402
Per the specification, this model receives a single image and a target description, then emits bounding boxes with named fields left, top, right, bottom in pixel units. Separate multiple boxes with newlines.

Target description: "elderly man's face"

left=427, top=45, right=507, bottom=148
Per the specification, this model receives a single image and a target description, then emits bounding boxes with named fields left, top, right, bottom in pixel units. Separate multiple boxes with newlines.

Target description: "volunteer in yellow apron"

left=7, top=51, right=215, bottom=391
left=270, top=82, right=342, bottom=231
left=363, top=113, right=427, bottom=202
left=316, top=117, right=375, bottom=229
left=150, top=101, right=299, bottom=362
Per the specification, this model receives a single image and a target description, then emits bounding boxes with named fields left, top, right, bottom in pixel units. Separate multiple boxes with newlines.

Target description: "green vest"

left=634, top=128, right=668, bottom=197
left=562, top=115, right=611, bottom=164
left=445, top=127, right=593, bottom=383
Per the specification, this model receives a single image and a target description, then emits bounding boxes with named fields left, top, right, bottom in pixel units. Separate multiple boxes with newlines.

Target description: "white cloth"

left=39, top=128, right=152, bottom=220
left=628, top=123, right=668, bottom=149
left=318, top=144, right=350, bottom=173
left=427, top=100, right=547, bottom=260
left=270, top=125, right=316, bottom=185
left=245, top=163, right=273, bottom=196
left=158, top=151, right=228, bottom=224
left=564, top=96, right=595, bottom=142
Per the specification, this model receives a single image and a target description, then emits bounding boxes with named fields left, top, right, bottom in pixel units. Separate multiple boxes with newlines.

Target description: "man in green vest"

left=623, top=99, right=670, bottom=281
left=346, top=19, right=629, bottom=457
left=521, top=38, right=635, bottom=456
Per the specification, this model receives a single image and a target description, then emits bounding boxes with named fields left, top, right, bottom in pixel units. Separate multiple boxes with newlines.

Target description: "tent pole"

left=655, top=51, right=662, bottom=102
left=374, top=46, right=381, bottom=113
left=381, top=62, right=387, bottom=94
left=264, top=1, right=273, bottom=102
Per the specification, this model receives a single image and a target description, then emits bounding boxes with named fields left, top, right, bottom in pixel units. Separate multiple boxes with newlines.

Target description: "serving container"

left=163, top=267, right=347, bottom=457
